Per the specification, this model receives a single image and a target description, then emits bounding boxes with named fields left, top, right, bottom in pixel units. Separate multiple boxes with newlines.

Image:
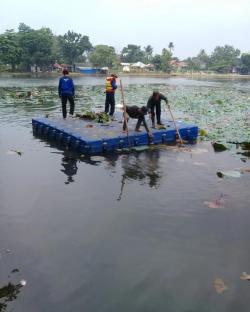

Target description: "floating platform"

left=32, top=113, right=198, bottom=154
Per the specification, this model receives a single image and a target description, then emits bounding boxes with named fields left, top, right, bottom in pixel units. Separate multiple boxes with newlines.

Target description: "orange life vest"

left=105, top=77, right=115, bottom=93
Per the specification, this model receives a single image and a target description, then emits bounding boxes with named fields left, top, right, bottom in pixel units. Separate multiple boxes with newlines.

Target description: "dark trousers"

left=61, top=95, right=75, bottom=118
left=105, top=92, right=115, bottom=116
left=150, top=103, right=161, bottom=125
left=123, top=116, right=149, bottom=133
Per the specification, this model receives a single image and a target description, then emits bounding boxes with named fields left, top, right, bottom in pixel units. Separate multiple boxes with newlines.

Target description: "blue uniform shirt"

left=58, top=76, right=75, bottom=96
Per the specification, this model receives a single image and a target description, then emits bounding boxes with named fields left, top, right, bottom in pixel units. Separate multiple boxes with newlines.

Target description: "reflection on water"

left=118, top=149, right=161, bottom=201
left=61, top=152, right=79, bottom=184
left=122, top=149, right=161, bottom=187
left=58, top=144, right=162, bottom=190
left=57, top=143, right=163, bottom=203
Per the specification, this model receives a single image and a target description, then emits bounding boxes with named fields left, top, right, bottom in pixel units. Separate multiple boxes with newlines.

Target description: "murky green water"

left=0, top=75, right=250, bottom=312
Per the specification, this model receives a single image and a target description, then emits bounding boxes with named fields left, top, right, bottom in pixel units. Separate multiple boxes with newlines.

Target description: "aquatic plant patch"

left=1, top=81, right=250, bottom=155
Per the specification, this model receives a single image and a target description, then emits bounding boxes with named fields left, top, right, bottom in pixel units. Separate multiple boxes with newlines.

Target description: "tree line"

left=0, top=23, right=250, bottom=74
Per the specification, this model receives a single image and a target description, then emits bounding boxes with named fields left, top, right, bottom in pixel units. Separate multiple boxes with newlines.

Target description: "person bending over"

left=123, top=105, right=152, bottom=137
left=147, top=91, right=168, bottom=127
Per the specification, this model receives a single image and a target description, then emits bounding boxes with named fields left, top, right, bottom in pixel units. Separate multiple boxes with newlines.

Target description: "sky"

left=1, top=0, right=250, bottom=59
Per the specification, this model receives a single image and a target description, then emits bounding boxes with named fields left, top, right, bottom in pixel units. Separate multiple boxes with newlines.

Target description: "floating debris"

left=193, top=161, right=206, bottom=166
left=204, top=194, right=225, bottom=209
left=240, top=272, right=250, bottom=281
left=157, top=125, right=166, bottom=130
left=11, top=269, right=19, bottom=274
left=199, top=129, right=208, bottom=137
left=212, top=142, right=227, bottom=152
left=131, top=146, right=149, bottom=152
left=19, top=280, right=26, bottom=287
left=217, top=170, right=242, bottom=178
left=176, top=158, right=185, bottom=163
left=184, top=147, right=209, bottom=154
left=115, top=149, right=123, bottom=153
left=214, top=277, right=228, bottom=294
left=239, top=168, right=250, bottom=173
left=6, top=150, right=23, bottom=156
left=90, top=156, right=105, bottom=162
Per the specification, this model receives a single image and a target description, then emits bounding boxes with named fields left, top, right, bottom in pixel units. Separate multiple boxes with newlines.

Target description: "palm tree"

left=144, top=45, right=153, bottom=63
left=168, top=42, right=174, bottom=54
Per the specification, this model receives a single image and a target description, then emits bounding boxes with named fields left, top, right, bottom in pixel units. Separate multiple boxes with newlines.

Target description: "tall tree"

left=241, top=53, right=250, bottom=74
left=51, top=36, right=63, bottom=64
left=18, top=24, right=54, bottom=71
left=161, top=48, right=172, bottom=72
left=0, top=29, right=21, bottom=71
left=185, top=57, right=202, bottom=71
left=196, top=49, right=210, bottom=69
left=121, top=44, right=144, bottom=63
left=18, top=23, right=32, bottom=33
left=58, top=31, right=92, bottom=64
left=168, top=42, right=174, bottom=54
left=143, top=45, right=153, bottom=63
left=89, top=45, right=117, bottom=67
left=151, top=54, right=162, bottom=70
left=209, top=45, right=240, bottom=73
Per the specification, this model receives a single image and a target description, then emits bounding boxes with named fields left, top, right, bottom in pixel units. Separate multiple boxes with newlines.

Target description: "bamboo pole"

left=167, top=104, right=184, bottom=145
left=120, top=79, right=131, bottom=148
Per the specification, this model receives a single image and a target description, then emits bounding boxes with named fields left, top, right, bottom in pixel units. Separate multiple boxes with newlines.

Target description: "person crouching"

left=123, top=105, right=153, bottom=140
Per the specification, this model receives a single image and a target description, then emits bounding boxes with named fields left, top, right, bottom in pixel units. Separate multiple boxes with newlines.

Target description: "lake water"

left=0, top=75, right=250, bottom=312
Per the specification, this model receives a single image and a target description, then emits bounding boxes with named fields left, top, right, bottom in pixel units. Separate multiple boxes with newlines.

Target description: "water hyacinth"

left=0, top=81, right=250, bottom=154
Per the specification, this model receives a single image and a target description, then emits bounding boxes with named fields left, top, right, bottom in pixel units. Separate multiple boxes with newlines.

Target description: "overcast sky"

left=1, top=0, right=250, bottom=59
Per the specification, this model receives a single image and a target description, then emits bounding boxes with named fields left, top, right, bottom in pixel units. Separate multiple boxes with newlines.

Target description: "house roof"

left=131, top=61, right=146, bottom=68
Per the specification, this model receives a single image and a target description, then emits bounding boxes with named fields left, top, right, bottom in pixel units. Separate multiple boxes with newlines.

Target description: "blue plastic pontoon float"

left=32, top=114, right=198, bottom=154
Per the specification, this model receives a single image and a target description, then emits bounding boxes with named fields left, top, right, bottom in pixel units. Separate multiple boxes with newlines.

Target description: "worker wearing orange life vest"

left=105, top=74, right=118, bottom=116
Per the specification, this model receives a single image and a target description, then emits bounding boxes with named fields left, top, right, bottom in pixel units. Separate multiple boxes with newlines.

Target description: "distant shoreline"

left=1, top=71, right=250, bottom=80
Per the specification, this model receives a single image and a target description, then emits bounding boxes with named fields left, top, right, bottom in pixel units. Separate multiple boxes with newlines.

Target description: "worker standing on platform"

left=105, top=74, right=118, bottom=117
left=58, top=69, right=75, bottom=119
left=147, top=91, right=169, bottom=128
